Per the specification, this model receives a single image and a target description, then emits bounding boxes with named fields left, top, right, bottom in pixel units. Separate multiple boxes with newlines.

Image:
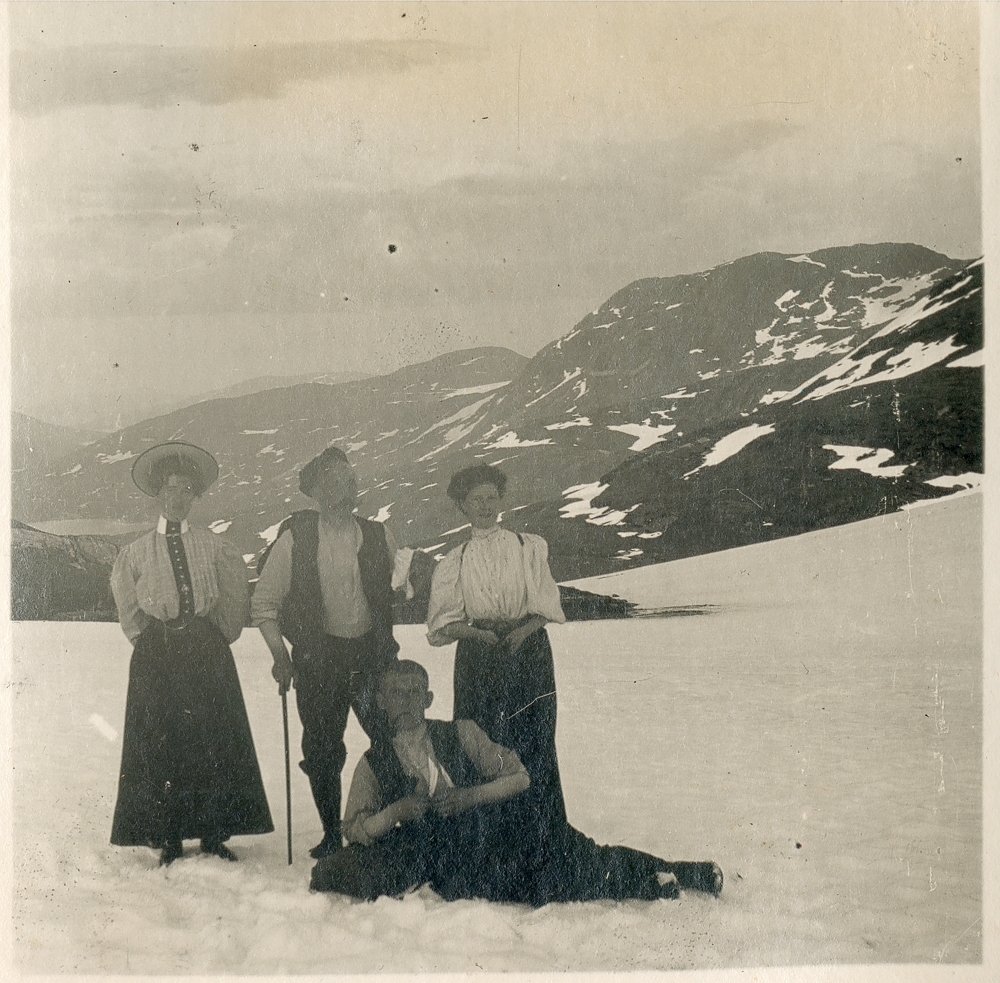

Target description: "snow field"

left=9, top=495, right=982, bottom=972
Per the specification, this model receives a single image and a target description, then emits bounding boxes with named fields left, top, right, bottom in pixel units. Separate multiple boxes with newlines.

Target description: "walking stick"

left=281, top=689, right=293, bottom=865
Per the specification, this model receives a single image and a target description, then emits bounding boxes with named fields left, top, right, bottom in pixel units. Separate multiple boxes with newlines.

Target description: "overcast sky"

left=8, top=1, right=983, bottom=429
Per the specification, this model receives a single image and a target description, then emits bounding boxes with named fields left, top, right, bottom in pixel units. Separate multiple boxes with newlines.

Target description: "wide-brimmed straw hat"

left=131, top=441, right=219, bottom=497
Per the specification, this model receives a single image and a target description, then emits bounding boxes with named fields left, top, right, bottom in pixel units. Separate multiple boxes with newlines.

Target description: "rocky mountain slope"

left=10, top=520, right=122, bottom=620
left=13, top=244, right=982, bottom=584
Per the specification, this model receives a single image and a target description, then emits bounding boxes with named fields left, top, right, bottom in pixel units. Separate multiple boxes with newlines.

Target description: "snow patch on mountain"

left=368, top=504, right=393, bottom=523
left=96, top=451, right=136, bottom=464
left=525, top=368, right=582, bottom=408
left=554, top=330, right=581, bottom=349
left=242, top=429, right=278, bottom=435
left=439, top=381, right=510, bottom=400
left=684, top=423, right=776, bottom=478
left=854, top=276, right=927, bottom=330
left=411, top=396, right=497, bottom=462
left=63, top=464, right=82, bottom=475
left=546, top=417, right=592, bottom=430
left=788, top=254, right=826, bottom=267
left=813, top=282, right=840, bottom=326
left=410, top=396, right=494, bottom=443
left=615, top=548, right=643, bottom=560
left=775, top=289, right=801, bottom=311
left=486, top=431, right=555, bottom=449
left=662, top=388, right=698, bottom=399
left=763, top=334, right=968, bottom=405
left=925, top=472, right=982, bottom=491
left=947, top=349, right=984, bottom=369
left=823, top=445, right=911, bottom=478
left=607, top=421, right=677, bottom=451
left=560, top=482, right=640, bottom=526
left=259, top=521, right=284, bottom=545
left=208, top=519, right=232, bottom=534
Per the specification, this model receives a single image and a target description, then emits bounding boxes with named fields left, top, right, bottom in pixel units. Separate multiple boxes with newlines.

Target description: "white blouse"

left=426, top=526, right=565, bottom=646
left=110, top=518, right=250, bottom=644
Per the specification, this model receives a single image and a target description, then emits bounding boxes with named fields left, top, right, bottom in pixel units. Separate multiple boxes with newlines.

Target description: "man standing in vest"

left=252, top=446, right=400, bottom=859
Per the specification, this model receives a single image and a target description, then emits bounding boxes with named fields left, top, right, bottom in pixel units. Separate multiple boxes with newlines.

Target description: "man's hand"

left=474, top=628, right=500, bottom=647
left=394, top=792, right=431, bottom=824
left=260, top=620, right=295, bottom=695
left=271, top=654, right=295, bottom=695
left=432, top=786, right=478, bottom=817
left=395, top=777, right=432, bottom=824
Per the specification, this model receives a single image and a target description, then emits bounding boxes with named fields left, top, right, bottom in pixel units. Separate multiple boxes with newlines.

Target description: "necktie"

left=165, top=521, right=195, bottom=621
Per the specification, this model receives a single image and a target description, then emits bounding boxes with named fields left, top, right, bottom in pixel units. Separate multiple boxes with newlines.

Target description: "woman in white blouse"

left=110, top=442, right=272, bottom=866
left=425, top=464, right=726, bottom=901
left=426, top=464, right=568, bottom=840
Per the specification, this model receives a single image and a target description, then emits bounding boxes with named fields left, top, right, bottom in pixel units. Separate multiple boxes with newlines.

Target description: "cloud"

left=11, top=39, right=477, bottom=115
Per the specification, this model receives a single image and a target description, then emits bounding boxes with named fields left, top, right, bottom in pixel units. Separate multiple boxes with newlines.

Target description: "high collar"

left=157, top=516, right=189, bottom=535
left=470, top=522, right=503, bottom=539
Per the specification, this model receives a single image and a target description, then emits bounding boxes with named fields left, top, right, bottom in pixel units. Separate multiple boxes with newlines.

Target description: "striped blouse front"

left=426, top=525, right=565, bottom=646
left=110, top=521, right=250, bottom=644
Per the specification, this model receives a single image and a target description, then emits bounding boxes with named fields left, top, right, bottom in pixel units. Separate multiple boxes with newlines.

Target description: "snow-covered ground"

left=8, top=495, right=982, bottom=974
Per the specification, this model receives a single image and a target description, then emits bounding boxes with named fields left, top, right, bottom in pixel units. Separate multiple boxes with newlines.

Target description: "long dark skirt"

left=111, top=617, right=274, bottom=847
left=454, top=627, right=567, bottom=852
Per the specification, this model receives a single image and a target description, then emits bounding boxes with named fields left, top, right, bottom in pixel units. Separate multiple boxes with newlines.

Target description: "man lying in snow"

left=310, top=660, right=723, bottom=905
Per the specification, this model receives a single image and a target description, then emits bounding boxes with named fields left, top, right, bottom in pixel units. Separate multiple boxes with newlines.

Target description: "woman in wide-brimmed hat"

left=110, top=442, right=273, bottom=866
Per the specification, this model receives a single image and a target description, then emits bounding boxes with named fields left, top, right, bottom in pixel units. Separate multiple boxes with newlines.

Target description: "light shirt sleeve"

left=392, top=547, right=415, bottom=597
left=341, top=757, right=383, bottom=846
left=425, top=547, right=467, bottom=646
left=521, top=534, right=566, bottom=624
left=249, top=531, right=292, bottom=627
left=110, top=543, right=152, bottom=643
left=210, top=538, right=250, bottom=643
left=456, top=719, right=528, bottom=782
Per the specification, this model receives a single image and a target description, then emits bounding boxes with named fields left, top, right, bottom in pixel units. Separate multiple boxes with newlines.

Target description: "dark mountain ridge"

left=11, top=244, right=981, bottom=593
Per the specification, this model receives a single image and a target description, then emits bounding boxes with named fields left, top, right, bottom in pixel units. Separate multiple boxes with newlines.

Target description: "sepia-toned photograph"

left=3, top=0, right=993, bottom=977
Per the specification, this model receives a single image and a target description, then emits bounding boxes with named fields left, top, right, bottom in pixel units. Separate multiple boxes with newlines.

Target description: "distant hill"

left=11, top=412, right=106, bottom=489
left=12, top=244, right=981, bottom=587
left=191, top=370, right=371, bottom=404
left=11, top=413, right=116, bottom=526
left=14, top=345, right=530, bottom=556
left=14, top=370, right=374, bottom=433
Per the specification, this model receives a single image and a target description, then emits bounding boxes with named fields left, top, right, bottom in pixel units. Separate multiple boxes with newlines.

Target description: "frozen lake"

left=8, top=495, right=982, bottom=973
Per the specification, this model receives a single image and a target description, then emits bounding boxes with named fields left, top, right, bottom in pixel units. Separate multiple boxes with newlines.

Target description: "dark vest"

left=365, top=720, right=480, bottom=804
left=274, top=509, right=399, bottom=664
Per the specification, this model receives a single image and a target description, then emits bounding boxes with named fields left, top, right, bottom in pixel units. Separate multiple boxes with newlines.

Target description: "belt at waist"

left=157, top=613, right=208, bottom=634
left=470, top=616, right=534, bottom=638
